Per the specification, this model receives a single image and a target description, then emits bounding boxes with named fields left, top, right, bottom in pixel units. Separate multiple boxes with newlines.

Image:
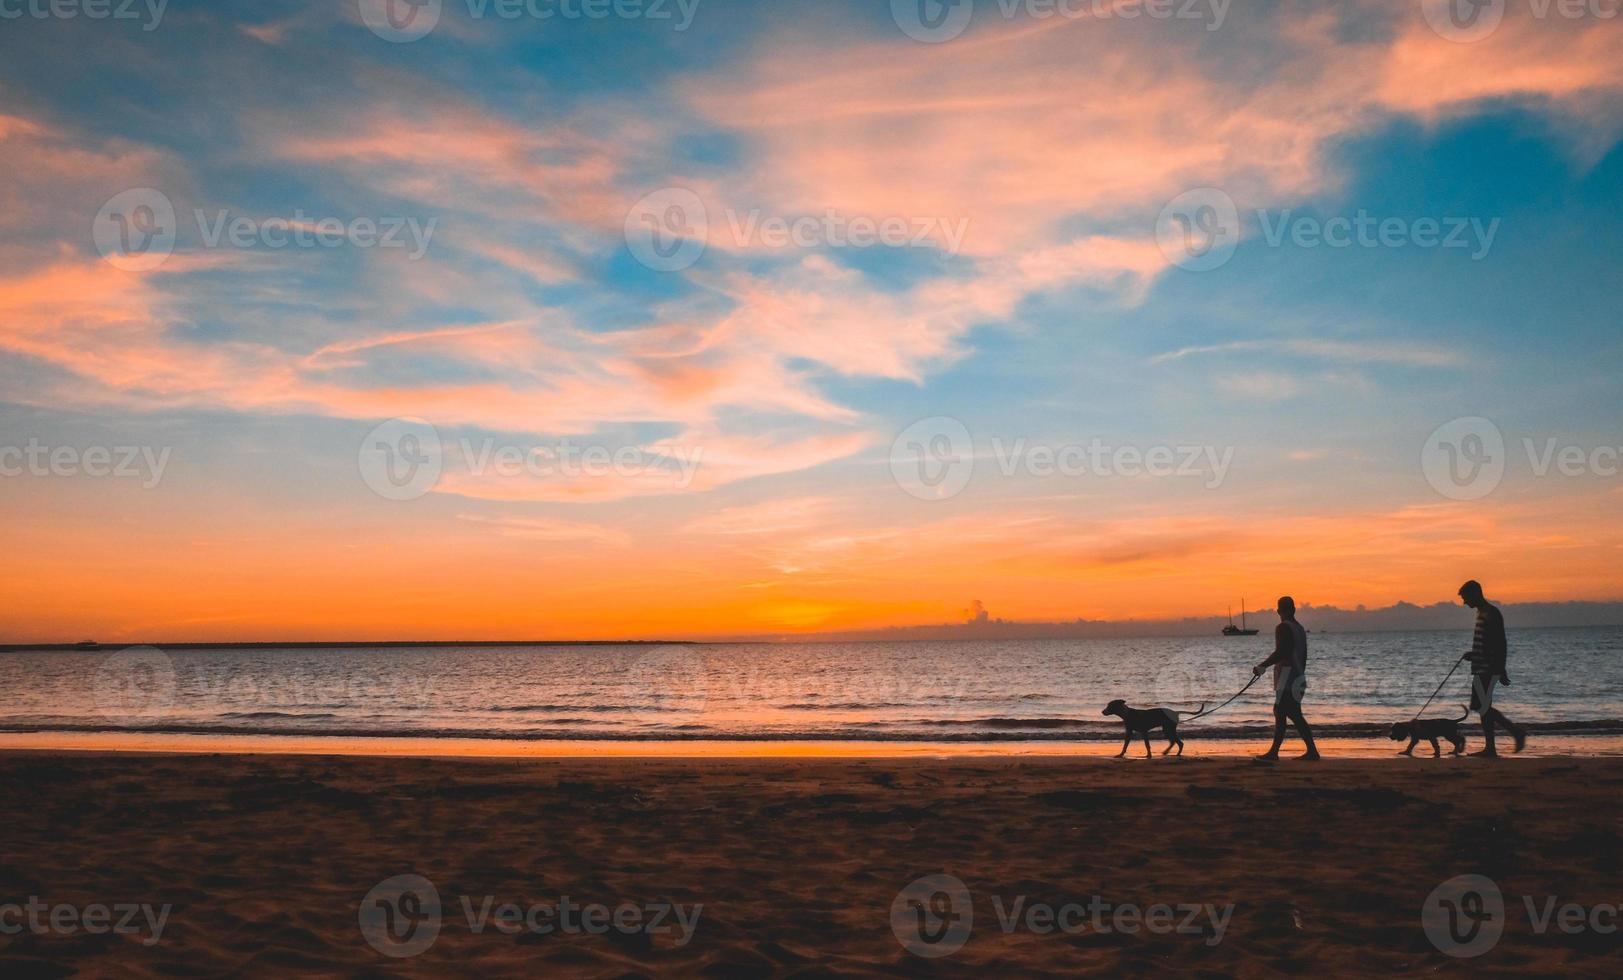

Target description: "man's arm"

left=1488, top=605, right=1510, bottom=683
left=1254, top=623, right=1290, bottom=676
left=1466, top=610, right=1488, bottom=668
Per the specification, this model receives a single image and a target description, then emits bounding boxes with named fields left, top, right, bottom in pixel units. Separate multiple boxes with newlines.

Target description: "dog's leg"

left=1117, top=732, right=1130, bottom=758
left=1430, top=737, right=1441, bottom=758
left=1162, top=729, right=1176, bottom=755
left=1401, top=737, right=1417, bottom=756
left=1142, top=735, right=1152, bottom=758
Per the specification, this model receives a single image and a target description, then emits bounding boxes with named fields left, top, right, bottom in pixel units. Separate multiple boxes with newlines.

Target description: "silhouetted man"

left=1459, top=580, right=1527, bottom=756
left=1253, top=596, right=1320, bottom=760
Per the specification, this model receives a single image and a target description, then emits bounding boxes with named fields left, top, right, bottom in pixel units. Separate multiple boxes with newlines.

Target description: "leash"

left=1412, top=653, right=1469, bottom=722
left=1181, top=672, right=1263, bottom=722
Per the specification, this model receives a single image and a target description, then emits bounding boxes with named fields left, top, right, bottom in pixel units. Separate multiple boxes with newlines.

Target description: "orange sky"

left=7, top=477, right=1620, bottom=643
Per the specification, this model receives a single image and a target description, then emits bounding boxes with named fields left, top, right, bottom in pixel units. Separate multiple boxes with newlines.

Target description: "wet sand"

left=1, top=752, right=1620, bottom=976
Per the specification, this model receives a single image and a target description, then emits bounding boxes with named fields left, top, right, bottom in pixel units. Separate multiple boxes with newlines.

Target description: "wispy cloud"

left=1149, top=339, right=1465, bottom=368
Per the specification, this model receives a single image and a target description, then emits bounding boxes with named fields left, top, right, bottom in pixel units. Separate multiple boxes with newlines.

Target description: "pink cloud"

left=5, top=6, right=1619, bottom=505
left=684, top=2, right=1622, bottom=255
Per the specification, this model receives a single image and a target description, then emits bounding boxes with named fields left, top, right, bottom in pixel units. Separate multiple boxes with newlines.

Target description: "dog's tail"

left=1176, top=701, right=1208, bottom=717
left=1450, top=703, right=1469, bottom=722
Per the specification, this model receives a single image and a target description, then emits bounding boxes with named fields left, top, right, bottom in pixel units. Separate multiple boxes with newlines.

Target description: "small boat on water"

left=1222, top=601, right=1259, bottom=636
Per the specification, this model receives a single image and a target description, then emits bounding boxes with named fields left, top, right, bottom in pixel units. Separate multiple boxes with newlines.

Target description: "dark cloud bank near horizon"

left=759, top=601, right=1623, bottom=642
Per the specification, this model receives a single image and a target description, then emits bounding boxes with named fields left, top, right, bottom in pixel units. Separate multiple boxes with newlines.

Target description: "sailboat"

left=1222, top=600, right=1259, bottom=636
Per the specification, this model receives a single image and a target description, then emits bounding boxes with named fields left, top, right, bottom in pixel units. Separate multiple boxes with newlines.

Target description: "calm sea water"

left=2, top=628, right=1620, bottom=742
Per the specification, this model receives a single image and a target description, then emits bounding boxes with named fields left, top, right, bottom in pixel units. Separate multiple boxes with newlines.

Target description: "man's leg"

left=1259, top=702, right=1288, bottom=759
left=1471, top=673, right=1499, bottom=756
left=1285, top=698, right=1320, bottom=759
left=1485, top=708, right=1527, bottom=752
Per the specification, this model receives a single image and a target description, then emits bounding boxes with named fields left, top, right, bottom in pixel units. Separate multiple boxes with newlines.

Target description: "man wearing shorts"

left=1460, top=580, right=1527, bottom=756
left=1253, top=595, right=1320, bottom=761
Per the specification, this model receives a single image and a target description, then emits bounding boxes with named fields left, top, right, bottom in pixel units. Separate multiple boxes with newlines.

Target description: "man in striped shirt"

left=1460, top=580, right=1527, bottom=756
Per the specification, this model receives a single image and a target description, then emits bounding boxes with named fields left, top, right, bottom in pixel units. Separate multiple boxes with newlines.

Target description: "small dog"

left=1102, top=698, right=1204, bottom=758
left=1389, top=705, right=1469, bottom=757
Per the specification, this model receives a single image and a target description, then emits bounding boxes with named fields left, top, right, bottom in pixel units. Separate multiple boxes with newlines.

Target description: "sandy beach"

left=3, top=752, right=1620, bottom=976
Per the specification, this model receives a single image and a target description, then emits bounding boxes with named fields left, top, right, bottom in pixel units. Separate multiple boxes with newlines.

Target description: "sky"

left=1, top=0, right=1621, bottom=642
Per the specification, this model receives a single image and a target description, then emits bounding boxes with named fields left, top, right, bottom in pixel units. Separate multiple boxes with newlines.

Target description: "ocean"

left=2, top=628, right=1620, bottom=744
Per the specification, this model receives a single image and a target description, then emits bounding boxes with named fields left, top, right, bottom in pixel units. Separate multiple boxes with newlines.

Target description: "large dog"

left=1102, top=698, right=1204, bottom=758
left=1389, top=705, right=1470, bottom=757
